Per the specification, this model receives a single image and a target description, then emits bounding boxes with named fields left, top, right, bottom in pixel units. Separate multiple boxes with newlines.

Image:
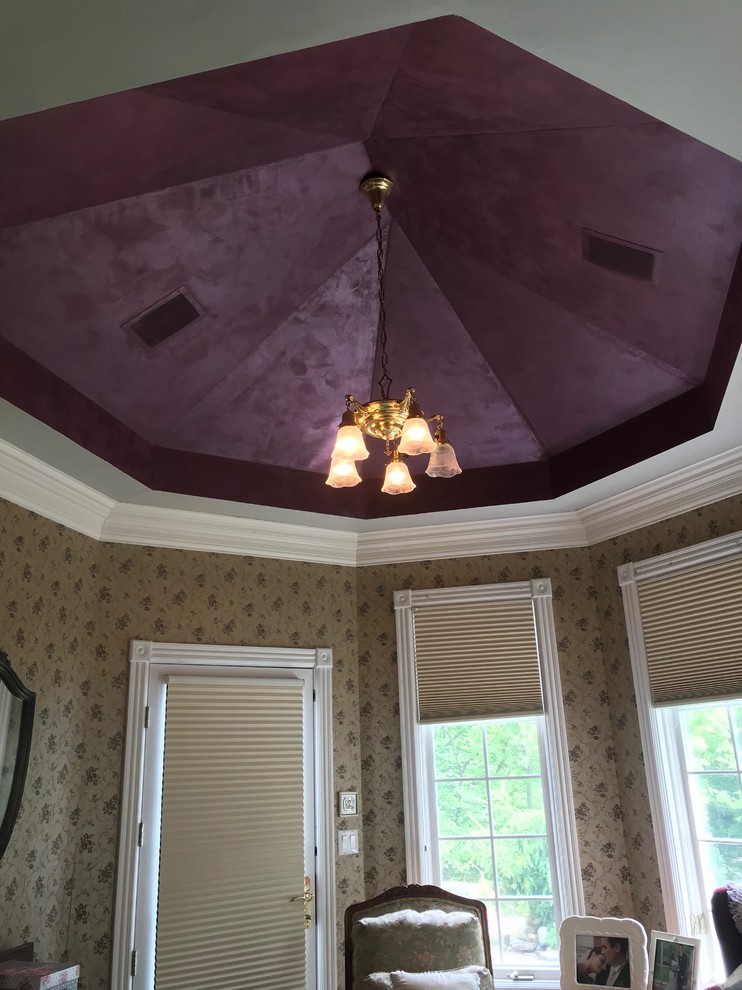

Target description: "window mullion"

left=421, top=723, right=441, bottom=884
left=657, top=708, right=707, bottom=918
left=674, top=710, right=709, bottom=910
left=482, top=723, right=502, bottom=963
left=728, top=704, right=742, bottom=774
left=537, top=719, right=560, bottom=922
left=726, top=706, right=742, bottom=879
left=654, top=703, right=712, bottom=977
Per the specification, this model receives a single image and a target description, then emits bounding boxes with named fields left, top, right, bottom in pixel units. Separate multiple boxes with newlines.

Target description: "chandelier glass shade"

left=382, top=451, right=416, bottom=495
left=398, top=414, right=437, bottom=457
left=330, top=414, right=369, bottom=461
left=326, top=457, right=363, bottom=487
left=326, top=174, right=461, bottom=495
left=425, top=436, right=462, bottom=479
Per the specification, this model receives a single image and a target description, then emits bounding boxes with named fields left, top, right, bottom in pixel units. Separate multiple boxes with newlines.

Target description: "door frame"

left=111, top=640, right=336, bottom=990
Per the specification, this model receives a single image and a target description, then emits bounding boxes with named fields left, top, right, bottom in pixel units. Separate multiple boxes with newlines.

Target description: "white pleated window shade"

left=155, top=678, right=306, bottom=990
left=413, top=599, right=543, bottom=722
left=637, top=555, right=742, bottom=705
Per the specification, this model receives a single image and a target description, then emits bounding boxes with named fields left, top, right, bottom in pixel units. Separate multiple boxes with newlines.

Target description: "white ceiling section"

left=1, top=0, right=742, bottom=556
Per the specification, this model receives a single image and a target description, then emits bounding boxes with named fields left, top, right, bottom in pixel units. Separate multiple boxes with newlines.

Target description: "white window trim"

left=618, top=529, right=742, bottom=952
left=111, top=640, right=336, bottom=990
left=394, top=579, right=584, bottom=973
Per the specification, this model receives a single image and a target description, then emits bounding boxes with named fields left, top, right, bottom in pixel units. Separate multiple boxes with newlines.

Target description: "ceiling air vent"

left=582, top=229, right=661, bottom=283
left=123, top=286, right=202, bottom=348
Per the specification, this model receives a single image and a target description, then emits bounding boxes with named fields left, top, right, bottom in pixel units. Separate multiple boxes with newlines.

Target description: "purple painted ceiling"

left=1, top=16, right=741, bottom=519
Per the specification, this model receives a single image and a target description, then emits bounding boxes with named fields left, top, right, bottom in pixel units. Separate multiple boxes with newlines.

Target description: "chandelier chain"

left=375, top=206, right=392, bottom=400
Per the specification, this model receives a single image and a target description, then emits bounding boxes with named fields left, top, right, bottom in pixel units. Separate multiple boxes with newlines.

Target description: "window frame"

left=394, top=580, right=584, bottom=986
left=618, top=530, right=742, bottom=979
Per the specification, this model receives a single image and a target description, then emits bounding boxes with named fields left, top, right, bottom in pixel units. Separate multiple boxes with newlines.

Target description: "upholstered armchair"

left=711, top=884, right=742, bottom=977
left=344, top=883, right=493, bottom=990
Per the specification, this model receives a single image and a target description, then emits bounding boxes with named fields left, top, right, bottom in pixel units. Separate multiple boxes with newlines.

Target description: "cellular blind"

left=637, top=554, right=742, bottom=705
left=413, top=599, right=543, bottom=722
left=155, top=678, right=306, bottom=990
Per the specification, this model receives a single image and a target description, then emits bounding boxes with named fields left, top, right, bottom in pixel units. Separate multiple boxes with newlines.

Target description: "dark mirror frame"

left=0, top=650, right=36, bottom=860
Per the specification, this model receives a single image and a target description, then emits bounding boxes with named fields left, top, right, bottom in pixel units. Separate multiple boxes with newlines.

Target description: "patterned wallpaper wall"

left=0, top=493, right=740, bottom=988
left=0, top=502, right=98, bottom=970
left=355, top=494, right=742, bottom=936
left=585, top=497, right=742, bottom=930
left=0, top=502, right=364, bottom=989
left=356, top=547, right=638, bottom=920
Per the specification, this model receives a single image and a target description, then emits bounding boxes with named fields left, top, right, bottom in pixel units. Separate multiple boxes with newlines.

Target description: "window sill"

left=494, top=978, right=560, bottom=990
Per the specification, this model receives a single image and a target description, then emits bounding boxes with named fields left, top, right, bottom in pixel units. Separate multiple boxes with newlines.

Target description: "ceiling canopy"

left=1, top=16, right=740, bottom=518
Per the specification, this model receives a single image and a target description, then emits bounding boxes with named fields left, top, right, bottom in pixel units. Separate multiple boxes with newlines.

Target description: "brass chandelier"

left=326, top=174, right=461, bottom=495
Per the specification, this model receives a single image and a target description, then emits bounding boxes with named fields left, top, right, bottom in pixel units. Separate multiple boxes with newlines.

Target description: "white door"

left=133, top=663, right=317, bottom=990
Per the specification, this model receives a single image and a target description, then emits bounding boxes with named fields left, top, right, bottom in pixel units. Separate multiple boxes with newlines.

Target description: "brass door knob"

left=290, top=889, right=314, bottom=928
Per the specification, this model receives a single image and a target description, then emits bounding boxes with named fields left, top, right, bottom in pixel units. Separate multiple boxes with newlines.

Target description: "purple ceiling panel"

left=166, top=236, right=381, bottom=470
left=0, top=337, right=153, bottom=485
left=0, top=143, right=373, bottom=442
left=141, top=25, right=412, bottom=141
left=372, top=16, right=652, bottom=140
left=370, top=124, right=742, bottom=379
left=407, top=236, right=693, bottom=452
left=378, top=227, right=545, bottom=467
left=0, top=15, right=740, bottom=518
left=0, top=90, right=338, bottom=229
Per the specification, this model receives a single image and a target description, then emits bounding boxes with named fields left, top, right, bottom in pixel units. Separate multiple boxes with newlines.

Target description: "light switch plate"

left=337, top=828, right=359, bottom=855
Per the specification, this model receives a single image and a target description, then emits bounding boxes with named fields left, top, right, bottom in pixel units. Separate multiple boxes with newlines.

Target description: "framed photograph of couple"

left=648, top=932, right=700, bottom=990
left=559, top=916, right=649, bottom=990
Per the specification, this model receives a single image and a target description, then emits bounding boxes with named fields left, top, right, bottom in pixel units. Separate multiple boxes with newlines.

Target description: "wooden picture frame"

left=559, top=916, right=648, bottom=990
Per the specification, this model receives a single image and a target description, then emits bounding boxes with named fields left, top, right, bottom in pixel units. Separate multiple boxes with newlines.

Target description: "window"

left=619, top=532, right=742, bottom=982
left=429, top=717, right=557, bottom=968
left=394, top=580, right=583, bottom=989
left=679, top=702, right=742, bottom=880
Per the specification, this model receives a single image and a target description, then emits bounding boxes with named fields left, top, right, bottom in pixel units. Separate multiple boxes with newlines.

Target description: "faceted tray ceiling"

left=0, top=16, right=741, bottom=519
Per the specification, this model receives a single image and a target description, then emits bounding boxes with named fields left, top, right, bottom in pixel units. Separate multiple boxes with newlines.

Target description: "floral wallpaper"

left=0, top=503, right=98, bottom=973
left=585, top=497, right=742, bottom=932
left=0, top=492, right=741, bottom=988
left=356, top=547, right=637, bottom=919
left=355, top=494, right=742, bottom=935
left=0, top=502, right=364, bottom=988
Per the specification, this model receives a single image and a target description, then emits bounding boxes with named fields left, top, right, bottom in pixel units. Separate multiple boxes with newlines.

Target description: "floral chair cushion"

left=353, top=909, right=486, bottom=990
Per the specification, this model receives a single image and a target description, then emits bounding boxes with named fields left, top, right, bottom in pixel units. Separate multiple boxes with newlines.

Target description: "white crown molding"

left=0, top=437, right=113, bottom=539
left=101, top=502, right=359, bottom=566
left=1, top=438, right=741, bottom=565
left=355, top=511, right=587, bottom=565
left=577, top=444, right=742, bottom=546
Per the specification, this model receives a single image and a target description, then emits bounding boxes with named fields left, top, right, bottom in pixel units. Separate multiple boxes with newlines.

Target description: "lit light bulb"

left=325, top=458, right=362, bottom=488
left=398, top=417, right=436, bottom=456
